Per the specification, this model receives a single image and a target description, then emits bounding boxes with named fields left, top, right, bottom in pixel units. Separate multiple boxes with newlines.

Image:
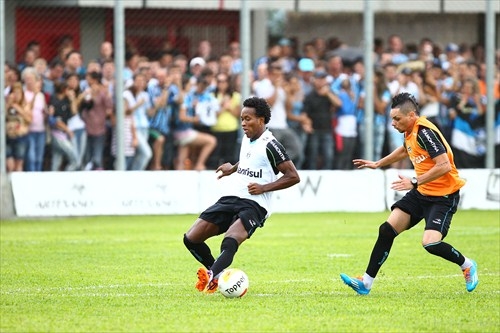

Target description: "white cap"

left=189, top=57, right=206, bottom=68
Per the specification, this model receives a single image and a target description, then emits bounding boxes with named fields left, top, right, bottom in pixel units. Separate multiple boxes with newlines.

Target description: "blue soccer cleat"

left=463, top=260, right=479, bottom=292
left=340, top=273, right=370, bottom=295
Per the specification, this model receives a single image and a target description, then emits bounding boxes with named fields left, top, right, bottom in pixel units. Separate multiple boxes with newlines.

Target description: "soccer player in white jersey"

left=183, top=96, right=300, bottom=293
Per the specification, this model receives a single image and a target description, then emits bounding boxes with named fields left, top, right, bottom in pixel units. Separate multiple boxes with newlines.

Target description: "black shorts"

left=199, top=196, right=268, bottom=238
left=391, top=189, right=460, bottom=239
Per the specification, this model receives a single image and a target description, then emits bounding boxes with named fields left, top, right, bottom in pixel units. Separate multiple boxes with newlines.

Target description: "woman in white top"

left=123, top=73, right=153, bottom=170
left=66, top=73, right=87, bottom=169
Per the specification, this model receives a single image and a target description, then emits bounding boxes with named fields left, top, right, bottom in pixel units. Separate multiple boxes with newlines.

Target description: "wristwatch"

left=411, top=177, right=418, bottom=189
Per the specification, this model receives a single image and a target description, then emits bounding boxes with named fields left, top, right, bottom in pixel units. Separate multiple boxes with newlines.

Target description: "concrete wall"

left=3, top=6, right=497, bottom=65
left=80, top=8, right=106, bottom=64
left=285, top=13, right=495, bottom=51
left=4, top=0, right=16, bottom=63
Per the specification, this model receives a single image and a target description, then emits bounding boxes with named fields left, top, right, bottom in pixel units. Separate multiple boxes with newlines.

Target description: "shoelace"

left=463, top=268, right=471, bottom=282
left=207, top=280, right=218, bottom=291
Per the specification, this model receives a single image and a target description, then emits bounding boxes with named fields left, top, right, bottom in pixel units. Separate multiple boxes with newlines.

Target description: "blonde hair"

left=9, top=82, right=26, bottom=105
left=21, top=66, right=40, bottom=82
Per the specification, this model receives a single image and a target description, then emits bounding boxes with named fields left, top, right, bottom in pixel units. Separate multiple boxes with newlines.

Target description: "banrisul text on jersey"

left=237, top=167, right=263, bottom=178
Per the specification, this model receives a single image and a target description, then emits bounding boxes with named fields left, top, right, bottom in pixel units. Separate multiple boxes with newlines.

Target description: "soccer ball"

left=218, top=268, right=249, bottom=298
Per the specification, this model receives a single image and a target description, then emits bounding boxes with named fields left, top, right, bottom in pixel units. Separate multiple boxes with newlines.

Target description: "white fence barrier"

left=9, top=169, right=499, bottom=217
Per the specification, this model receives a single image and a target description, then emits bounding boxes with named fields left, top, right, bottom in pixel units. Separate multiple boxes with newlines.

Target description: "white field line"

left=327, top=253, right=352, bottom=258
left=1, top=273, right=498, bottom=297
left=0, top=282, right=181, bottom=295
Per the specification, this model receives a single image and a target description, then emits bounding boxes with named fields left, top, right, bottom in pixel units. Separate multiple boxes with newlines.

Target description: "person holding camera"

left=48, top=81, right=79, bottom=171
left=79, top=71, right=113, bottom=170
left=5, top=82, right=32, bottom=172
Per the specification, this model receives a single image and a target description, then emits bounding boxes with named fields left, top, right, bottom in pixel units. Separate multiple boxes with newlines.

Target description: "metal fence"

left=1, top=1, right=498, bottom=174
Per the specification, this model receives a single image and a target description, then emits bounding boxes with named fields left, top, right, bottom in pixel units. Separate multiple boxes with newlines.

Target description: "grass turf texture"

left=1, top=210, right=499, bottom=332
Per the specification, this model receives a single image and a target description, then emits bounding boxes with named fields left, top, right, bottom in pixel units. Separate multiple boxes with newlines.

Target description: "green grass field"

left=1, top=210, right=499, bottom=332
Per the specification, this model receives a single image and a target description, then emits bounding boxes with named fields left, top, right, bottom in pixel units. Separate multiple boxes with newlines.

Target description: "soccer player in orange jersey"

left=340, top=92, right=478, bottom=295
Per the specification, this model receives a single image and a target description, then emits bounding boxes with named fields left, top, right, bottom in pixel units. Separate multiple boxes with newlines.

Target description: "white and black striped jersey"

left=222, top=129, right=290, bottom=217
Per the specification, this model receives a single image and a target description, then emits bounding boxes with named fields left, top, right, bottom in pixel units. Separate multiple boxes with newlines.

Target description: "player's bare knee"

left=422, top=230, right=442, bottom=247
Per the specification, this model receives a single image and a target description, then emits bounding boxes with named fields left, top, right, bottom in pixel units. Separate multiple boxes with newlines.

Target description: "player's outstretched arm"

left=353, top=159, right=378, bottom=169
left=353, top=146, right=407, bottom=169
left=216, top=162, right=239, bottom=179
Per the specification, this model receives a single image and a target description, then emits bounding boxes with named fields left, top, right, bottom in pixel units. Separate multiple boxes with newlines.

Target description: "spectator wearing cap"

left=445, top=43, right=461, bottom=61
left=188, top=57, right=206, bottom=87
left=297, top=58, right=315, bottom=96
left=302, top=70, right=337, bottom=169
left=440, top=42, right=463, bottom=73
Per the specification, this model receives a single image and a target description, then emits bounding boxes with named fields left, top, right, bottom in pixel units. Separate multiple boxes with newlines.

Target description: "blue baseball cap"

left=298, top=58, right=314, bottom=72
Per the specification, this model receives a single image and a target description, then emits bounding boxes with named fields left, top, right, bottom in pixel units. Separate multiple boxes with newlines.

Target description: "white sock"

left=362, top=273, right=374, bottom=289
left=461, top=257, right=472, bottom=271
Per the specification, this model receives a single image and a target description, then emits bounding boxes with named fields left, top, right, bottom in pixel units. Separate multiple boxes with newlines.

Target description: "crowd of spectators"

left=4, top=34, right=500, bottom=173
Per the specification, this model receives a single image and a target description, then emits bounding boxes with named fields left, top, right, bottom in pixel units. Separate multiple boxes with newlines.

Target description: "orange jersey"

left=404, top=117, right=465, bottom=196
